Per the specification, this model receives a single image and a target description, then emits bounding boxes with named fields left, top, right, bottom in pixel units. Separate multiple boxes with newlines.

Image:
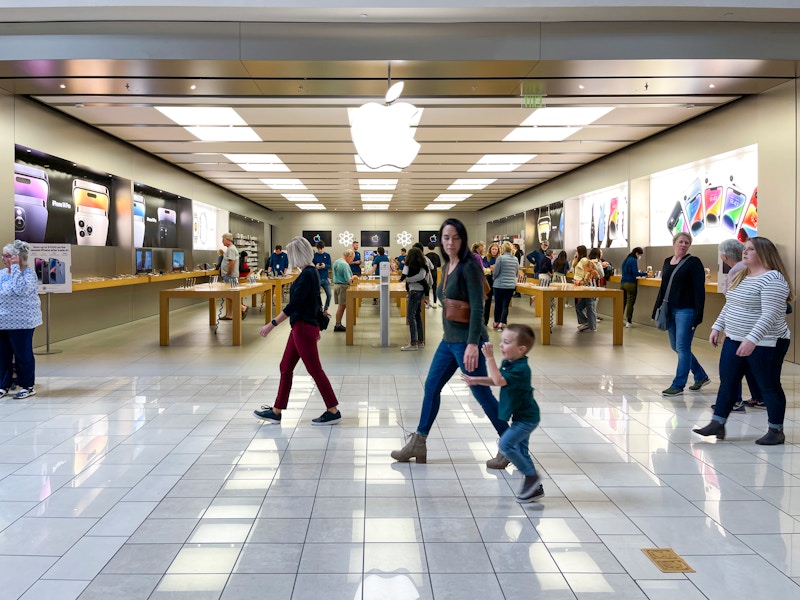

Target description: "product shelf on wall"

left=234, top=234, right=259, bottom=270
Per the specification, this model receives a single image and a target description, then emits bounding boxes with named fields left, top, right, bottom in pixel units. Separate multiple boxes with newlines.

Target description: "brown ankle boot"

left=486, top=452, right=511, bottom=469
left=391, top=433, right=427, bottom=463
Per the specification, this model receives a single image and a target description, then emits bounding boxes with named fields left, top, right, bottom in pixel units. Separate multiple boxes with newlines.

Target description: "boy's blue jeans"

left=499, top=421, right=539, bottom=476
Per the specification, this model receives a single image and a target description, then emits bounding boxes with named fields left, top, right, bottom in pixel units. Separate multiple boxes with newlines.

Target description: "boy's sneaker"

left=13, top=387, right=35, bottom=400
left=0, top=388, right=7, bottom=398
left=689, top=378, right=711, bottom=391
left=517, top=485, right=545, bottom=503
left=312, top=410, right=341, bottom=426
left=253, top=405, right=282, bottom=423
left=517, top=474, right=543, bottom=500
left=662, top=386, right=683, bottom=397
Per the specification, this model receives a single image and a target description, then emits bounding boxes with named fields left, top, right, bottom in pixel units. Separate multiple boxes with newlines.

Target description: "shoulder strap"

left=663, top=255, right=690, bottom=300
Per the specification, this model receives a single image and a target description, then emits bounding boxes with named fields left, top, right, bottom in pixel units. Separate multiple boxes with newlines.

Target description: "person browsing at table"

left=620, top=247, right=649, bottom=328
left=332, top=249, right=356, bottom=332
left=253, top=236, right=341, bottom=426
left=350, top=241, right=362, bottom=276
left=314, top=241, right=332, bottom=314
left=0, top=241, right=42, bottom=400
left=391, top=218, right=511, bottom=469
left=425, top=242, right=442, bottom=309
left=483, top=242, right=501, bottom=326
left=652, top=232, right=709, bottom=397
left=220, top=233, right=248, bottom=321
left=492, top=241, right=519, bottom=331
left=267, top=245, right=288, bottom=276
left=572, top=245, right=596, bottom=331
left=399, top=247, right=428, bottom=351
left=693, top=237, right=792, bottom=445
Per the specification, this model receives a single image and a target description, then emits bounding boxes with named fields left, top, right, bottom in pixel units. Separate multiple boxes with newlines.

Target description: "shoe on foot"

left=241, top=307, right=248, bottom=320
left=517, top=474, right=543, bottom=500
left=577, top=324, right=589, bottom=331
left=486, top=452, right=511, bottom=470
left=755, top=428, right=785, bottom=445
left=253, top=405, right=281, bottom=423
left=689, top=378, right=711, bottom=391
left=662, top=386, right=683, bottom=397
left=417, top=342, right=425, bottom=348
left=13, top=387, right=35, bottom=400
left=693, top=420, right=726, bottom=440
left=517, top=485, right=545, bottom=503
left=625, top=322, right=636, bottom=328
left=333, top=324, right=346, bottom=332
left=0, top=388, right=7, bottom=398
left=401, top=344, right=419, bottom=351
left=743, top=398, right=765, bottom=408
left=312, top=410, right=342, bottom=426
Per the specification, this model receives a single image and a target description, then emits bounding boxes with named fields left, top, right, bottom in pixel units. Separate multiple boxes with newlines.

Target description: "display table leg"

left=208, top=299, right=216, bottom=325
left=612, top=293, right=624, bottom=345
left=346, top=295, right=356, bottom=346
left=159, top=295, right=171, bottom=346
left=232, top=295, right=242, bottom=346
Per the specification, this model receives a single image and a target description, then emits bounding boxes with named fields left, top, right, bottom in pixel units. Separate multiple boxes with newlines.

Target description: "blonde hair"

left=730, top=237, right=794, bottom=301
left=501, top=241, right=514, bottom=254
left=672, top=232, right=692, bottom=245
left=285, top=236, right=314, bottom=269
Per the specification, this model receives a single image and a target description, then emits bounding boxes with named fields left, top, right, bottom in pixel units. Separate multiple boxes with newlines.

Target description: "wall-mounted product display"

left=303, top=230, right=332, bottom=247
left=171, top=249, right=186, bottom=272
left=135, top=248, right=153, bottom=273
left=360, top=230, right=389, bottom=247
left=418, top=230, right=439, bottom=247
left=192, top=200, right=221, bottom=251
left=649, top=145, right=757, bottom=246
left=30, top=243, right=72, bottom=293
left=14, top=146, right=120, bottom=246
left=575, top=183, right=629, bottom=249
left=134, top=183, right=188, bottom=249
left=234, top=234, right=258, bottom=271
left=526, top=201, right=565, bottom=250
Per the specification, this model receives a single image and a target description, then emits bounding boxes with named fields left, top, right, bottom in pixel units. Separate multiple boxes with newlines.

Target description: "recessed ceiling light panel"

left=448, top=179, right=496, bottom=190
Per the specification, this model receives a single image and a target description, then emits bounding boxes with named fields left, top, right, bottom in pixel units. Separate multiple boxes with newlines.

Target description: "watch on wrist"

left=271, top=319, right=278, bottom=327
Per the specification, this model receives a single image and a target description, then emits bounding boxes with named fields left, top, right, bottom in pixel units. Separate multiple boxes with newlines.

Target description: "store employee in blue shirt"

left=350, top=241, right=362, bottom=276
left=314, top=241, right=332, bottom=312
left=268, top=245, right=289, bottom=275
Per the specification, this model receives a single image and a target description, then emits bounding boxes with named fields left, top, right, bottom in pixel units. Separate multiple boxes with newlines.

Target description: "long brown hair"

left=730, top=236, right=794, bottom=301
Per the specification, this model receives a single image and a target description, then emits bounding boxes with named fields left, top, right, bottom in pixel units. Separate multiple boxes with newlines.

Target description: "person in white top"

left=693, top=237, right=793, bottom=445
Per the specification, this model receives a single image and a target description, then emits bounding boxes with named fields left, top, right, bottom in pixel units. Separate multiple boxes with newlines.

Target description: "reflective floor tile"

left=102, top=543, right=182, bottom=575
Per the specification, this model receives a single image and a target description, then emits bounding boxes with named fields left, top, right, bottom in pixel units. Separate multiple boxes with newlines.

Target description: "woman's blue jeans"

left=712, top=337, right=790, bottom=428
left=416, top=340, right=509, bottom=437
left=667, top=307, right=708, bottom=389
left=498, top=421, right=538, bottom=476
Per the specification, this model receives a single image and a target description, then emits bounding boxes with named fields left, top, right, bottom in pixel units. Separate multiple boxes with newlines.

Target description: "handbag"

left=442, top=265, right=471, bottom=323
left=654, top=257, right=689, bottom=331
left=316, top=308, right=330, bottom=331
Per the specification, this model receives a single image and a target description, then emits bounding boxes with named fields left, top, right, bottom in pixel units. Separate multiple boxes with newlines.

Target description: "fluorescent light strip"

left=261, top=179, right=307, bottom=190
left=434, top=194, right=471, bottom=202
left=425, top=203, right=455, bottom=210
left=363, top=204, right=389, bottom=210
left=448, top=179, right=495, bottom=191
left=224, top=153, right=289, bottom=172
left=156, top=106, right=245, bottom=126
left=468, top=154, right=537, bottom=172
left=520, top=106, right=613, bottom=126
left=503, top=127, right=579, bottom=142
left=296, top=204, right=325, bottom=210
left=185, top=126, right=261, bottom=142
left=282, top=194, right=318, bottom=202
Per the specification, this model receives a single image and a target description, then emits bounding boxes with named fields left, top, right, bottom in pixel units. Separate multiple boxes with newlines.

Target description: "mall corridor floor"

left=1, top=300, right=799, bottom=599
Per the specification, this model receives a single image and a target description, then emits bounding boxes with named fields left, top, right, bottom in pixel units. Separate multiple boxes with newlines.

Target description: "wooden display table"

left=262, top=274, right=298, bottom=315
left=515, top=282, right=624, bottom=346
left=159, top=280, right=275, bottom=346
left=344, top=282, right=425, bottom=346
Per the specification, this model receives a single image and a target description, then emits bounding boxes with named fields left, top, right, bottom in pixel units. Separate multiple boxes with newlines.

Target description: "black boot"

left=693, top=421, right=726, bottom=440
left=755, top=428, right=785, bottom=446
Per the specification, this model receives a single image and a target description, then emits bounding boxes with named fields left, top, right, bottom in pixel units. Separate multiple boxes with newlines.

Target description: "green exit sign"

left=522, top=95, right=546, bottom=109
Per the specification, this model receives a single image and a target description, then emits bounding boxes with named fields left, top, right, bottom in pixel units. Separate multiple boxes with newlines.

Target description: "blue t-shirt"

left=372, top=254, right=390, bottom=274
left=351, top=250, right=362, bottom=275
left=270, top=251, right=289, bottom=275
left=314, top=251, right=331, bottom=280
left=395, top=255, right=406, bottom=269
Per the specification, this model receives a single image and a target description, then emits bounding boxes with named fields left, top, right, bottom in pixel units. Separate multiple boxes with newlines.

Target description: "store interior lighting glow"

left=225, top=154, right=289, bottom=172
left=185, top=126, right=261, bottom=142
left=426, top=203, right=454, bottom=210
left=363, top=204, right=389, bottom=210
left=282, top=194, right=318, bottom=202
left=503, top=127, right=580, bottom=142
left=434, top=194, right=471, bottom=202
left=358, top=179, right=398, bottom=190
left=468, top=154, right=537, bottom=172
left=296, top=203, right=325, bottom=210
left=520, top=107, right=613, bottom=126
left=156, top=106, right=246, bottom=126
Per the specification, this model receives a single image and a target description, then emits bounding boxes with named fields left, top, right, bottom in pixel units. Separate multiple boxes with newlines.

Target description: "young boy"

left=462, top=323, right=543, bottom=502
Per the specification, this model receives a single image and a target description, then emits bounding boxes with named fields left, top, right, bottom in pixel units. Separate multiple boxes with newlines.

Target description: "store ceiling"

left=5, top=4, right=800, bottom=212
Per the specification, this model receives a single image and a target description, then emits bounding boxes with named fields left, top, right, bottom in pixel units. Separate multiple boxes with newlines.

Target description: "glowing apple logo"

left=349, top=81, right=422, bottom=170
left=313, top=234, right=321, bottom=243
left=371, top=234, right=380, bottom=244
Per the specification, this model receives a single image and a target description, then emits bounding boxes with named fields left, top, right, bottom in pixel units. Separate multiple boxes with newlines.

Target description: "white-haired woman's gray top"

left=492, top=252, right=520, bottom=290
left=0, top=264, right=42, bottom=329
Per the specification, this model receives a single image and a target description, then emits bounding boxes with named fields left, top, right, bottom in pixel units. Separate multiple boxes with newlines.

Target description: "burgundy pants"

left=274, top=320, right=338, bottom=410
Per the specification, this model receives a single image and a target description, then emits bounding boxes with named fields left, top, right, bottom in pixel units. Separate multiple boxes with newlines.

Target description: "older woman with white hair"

left=253, top=236, right=341, bottom=426
left=1, top=240, right=42, bottom=399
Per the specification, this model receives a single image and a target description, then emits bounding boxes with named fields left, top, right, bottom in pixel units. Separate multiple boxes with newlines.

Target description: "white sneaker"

left=625, top=322, right=634, bottom=328
left=401, top=344, right=419, bottom=351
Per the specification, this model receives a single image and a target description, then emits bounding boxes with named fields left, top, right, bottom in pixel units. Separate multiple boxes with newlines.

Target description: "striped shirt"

left=712, top=270, right=790, bottom=347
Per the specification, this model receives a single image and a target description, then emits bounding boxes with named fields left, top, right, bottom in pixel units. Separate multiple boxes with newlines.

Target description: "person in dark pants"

left=620, top=246, right=648, bottom=327
left=693, top=237, right=792, bottom=445
left=425, top=242, right=442, bottom=308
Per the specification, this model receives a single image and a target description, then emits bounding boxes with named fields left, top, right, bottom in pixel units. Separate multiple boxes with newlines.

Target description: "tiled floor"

left=2, top=298, right=800, bottom=599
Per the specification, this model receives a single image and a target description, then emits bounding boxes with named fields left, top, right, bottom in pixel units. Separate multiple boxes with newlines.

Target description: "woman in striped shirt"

left=693, top=237, right=793, bottom=445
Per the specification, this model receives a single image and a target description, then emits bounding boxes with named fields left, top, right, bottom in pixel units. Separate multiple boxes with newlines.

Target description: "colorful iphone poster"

left=29, top=243, right=72, bottom=293
left=649, top=145, right=757, bottom=246
left=575, top=183, right=629, bottom=249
